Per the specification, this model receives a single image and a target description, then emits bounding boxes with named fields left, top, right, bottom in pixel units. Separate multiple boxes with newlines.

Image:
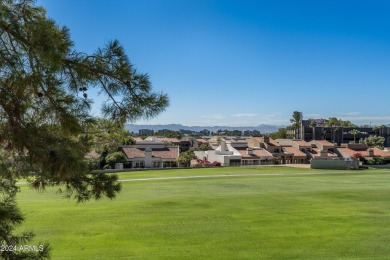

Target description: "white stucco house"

left=194, top=141, right=241, bottom=166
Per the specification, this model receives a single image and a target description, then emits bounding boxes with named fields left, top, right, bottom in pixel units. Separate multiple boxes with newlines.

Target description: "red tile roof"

left=251, top=137, right=280, bottom=147
left=121, top=147, right=179, bottom=159
left=315, top=140, right=335, bottom=147
left=235, top=148, right=273, bottom=158
left=250, top=137, right=263, bottom=142
left=337, top=147, right=355, bottom=157
left=338, top=147, right=390, bottom=159
left=310, top=148, right=338, bottom=157
left=157, top=137, right=181, bottom=144
left=267, top=139, right=281, bottom=147
left=134, top=137, right=144, bottom=143
left=282, top=147, right=307, bottom=158
left=195, top=138, right=208, bottom=144
left=292, top=140, right=311, bottom=147
left=366, top=148, right=390, bottom=158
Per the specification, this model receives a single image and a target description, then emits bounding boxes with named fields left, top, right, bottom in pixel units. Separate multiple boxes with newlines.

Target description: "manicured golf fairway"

left=17, top=167, right=390, bottom=259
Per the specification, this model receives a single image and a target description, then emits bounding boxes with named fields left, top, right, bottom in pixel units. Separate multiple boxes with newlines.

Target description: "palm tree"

left=309, top=121, right=317, bottom=140
left=290, top=111, right=303, bottom=139
left=326, top=117, right=338, bottom=142
left=349, top=129, right=360, bottom=143
left=335, top=126, right=341, bottom=144
left=322, top=130, right=327, bottom=140
left=378, top=125, right=386, bottom=137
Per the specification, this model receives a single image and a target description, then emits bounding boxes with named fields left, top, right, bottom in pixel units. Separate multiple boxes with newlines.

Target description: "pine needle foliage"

left=0, top=0, right=169, bottom=258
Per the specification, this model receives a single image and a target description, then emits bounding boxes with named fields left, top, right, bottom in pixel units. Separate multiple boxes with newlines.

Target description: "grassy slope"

left=17, top=167, right=390, bottom=259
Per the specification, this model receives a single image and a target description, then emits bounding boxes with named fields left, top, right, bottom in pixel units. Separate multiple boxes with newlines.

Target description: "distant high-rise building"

left=139, top=129, right=154, bottom=136
left=200, top=129, right=211, bottom=136
left=292, top=119, right=390, bottom=146
left=243, top=130, right=261, bottom=136
left=179, top=129, right=194, bottom=135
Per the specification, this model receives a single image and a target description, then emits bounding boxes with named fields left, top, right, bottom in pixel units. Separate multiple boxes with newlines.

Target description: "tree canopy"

left=362, top=135, right=385, bottom=149
left=326, top=117, right=356, bottom=128
left=349, top=129, right=360, bottom=143
left=290, top=111, right=302, bottom=130
left=0, top=0, right=169, bottom=258
left=1, top=0, right=169, bottom=196
left=86, top=118, right=135, bottom=155
left=268, top=128, right=287, bottom=139
left=177, top=151, right=196, bottom=167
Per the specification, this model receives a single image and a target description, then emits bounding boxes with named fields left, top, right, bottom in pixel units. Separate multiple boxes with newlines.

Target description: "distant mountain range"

left=125, top=124, right=284, bottom=134
left=126, top=123, right=390, bottom=135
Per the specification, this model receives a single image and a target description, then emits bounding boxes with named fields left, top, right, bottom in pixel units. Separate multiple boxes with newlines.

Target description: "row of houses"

left=116, top=135, right=390, bottom=169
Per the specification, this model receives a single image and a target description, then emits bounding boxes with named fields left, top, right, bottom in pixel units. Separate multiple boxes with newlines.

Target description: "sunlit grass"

left=17, top=167, right=390, bottom=259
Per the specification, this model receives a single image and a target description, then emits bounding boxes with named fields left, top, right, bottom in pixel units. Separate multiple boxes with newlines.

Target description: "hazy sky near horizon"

left=38, top=0, right=390, bottom=126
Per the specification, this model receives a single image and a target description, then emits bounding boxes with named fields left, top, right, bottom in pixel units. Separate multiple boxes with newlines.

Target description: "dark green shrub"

left=105, top=152, right=128, bottom=167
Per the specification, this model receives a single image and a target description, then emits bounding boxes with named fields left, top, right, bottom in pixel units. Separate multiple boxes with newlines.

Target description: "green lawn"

left=113, top=166, right=324, bottom=180
left=16, top=167, right=390, bottom=259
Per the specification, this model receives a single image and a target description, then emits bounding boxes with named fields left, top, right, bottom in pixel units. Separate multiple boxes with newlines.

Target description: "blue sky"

left=38, top=0, right=390, bottom=126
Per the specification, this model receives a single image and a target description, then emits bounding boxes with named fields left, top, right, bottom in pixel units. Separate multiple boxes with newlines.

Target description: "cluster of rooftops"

left=117, top=135, right=390, bottom=169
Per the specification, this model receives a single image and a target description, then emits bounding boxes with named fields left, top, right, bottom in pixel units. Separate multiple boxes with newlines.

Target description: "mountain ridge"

left=125, top=123, right=284, bottom=134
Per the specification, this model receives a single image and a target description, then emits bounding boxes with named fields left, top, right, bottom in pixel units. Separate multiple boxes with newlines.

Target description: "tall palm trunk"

left=312, top=127, right=315, bottom=140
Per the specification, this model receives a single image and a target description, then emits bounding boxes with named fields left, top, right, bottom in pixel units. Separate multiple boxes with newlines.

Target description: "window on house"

left=136, top=161, right=145, bottom=168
